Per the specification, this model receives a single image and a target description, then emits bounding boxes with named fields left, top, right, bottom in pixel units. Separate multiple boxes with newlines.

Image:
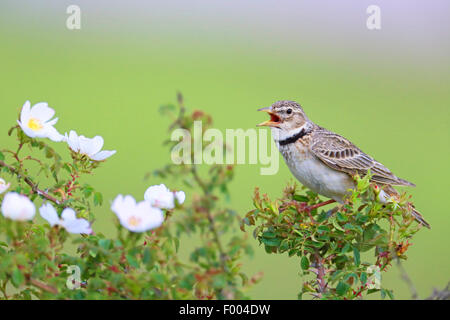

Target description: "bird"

left=257, top=100, right=430, bottom=229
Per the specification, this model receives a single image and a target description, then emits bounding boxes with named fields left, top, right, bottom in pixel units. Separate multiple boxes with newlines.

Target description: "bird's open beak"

left=257, top=106, right=281, bottom=127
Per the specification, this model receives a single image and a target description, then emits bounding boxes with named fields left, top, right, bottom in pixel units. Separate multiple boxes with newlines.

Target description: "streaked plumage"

left=258, top=100, right=430, bottom=228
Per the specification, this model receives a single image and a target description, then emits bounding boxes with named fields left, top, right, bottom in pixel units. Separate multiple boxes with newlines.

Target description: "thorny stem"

left=28, top=278, right=58, bottom=295
left=191, top=165, right=228, bottom=270
left=0, top=160, right=62, bottom=205
left=169, top=91, right=187, bottom=131
left=181, top=85, right=229, bottom=272
left=16, top=142, right=24, bottom=157
left=395, top=256, right=418, bottom=299
left=314, top=251, right=328, bottom=296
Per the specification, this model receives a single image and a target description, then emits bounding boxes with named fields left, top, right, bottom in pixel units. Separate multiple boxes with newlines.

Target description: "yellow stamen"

left=128, top=216, right=141, bottom=227
left=28, top=118, right=43, bottom=131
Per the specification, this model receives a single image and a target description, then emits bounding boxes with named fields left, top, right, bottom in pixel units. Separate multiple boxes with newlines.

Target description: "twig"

left=0, top=160, right=61, bottom=205
left=426, top=282, right=450, bottom=300
left=29, top=278, right=59, bottom=295
left=169, top=91, right=187, bottom=131
left=192, top=166, right=229, bottom=269
left=395, top=256, right=418, bottom=299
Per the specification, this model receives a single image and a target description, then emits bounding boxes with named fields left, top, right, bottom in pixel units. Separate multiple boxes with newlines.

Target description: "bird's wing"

left=309, top=128, right=415, bottom=187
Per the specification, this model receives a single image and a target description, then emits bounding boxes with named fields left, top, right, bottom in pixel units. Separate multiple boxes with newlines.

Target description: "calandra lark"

left=258, top=100, right=430, bottom=229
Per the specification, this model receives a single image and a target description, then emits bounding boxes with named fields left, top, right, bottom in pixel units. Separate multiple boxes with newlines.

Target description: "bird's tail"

left=379, top=185, right=430, bottom=229
left=396, top=177, right=416, bottom=187
left=411, top=207, right=431, bottom=229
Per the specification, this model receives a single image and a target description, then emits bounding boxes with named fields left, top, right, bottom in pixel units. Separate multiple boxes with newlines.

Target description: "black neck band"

left=278, top=128, right=309, bottom=146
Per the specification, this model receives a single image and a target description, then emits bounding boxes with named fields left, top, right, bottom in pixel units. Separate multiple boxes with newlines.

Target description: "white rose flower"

left=17, top=101, right=64, bottom=142
left=59, top=208, right=92, bottom=234
left=39, top=203, right=92, bottom=234
left=111, top=194, right=164, bottom=233
left=175, top=190, right=186, bottom=205
left=39, top=202, right=60, bottom=226
left=65, top=130, right=116, bottom=161
left=1, top=192, right=36, bottom=221
left=0, top=178, right=11, bottom=195
left=144, top=184, right=185, bottom=209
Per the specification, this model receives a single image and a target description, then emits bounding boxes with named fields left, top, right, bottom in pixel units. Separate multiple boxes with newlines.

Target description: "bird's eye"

left=286, top=108, right=292, bottom=115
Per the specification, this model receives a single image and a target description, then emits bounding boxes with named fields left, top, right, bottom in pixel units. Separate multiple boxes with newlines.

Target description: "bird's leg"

left=294, top=202, right=318, bottom=223
left=307, top=199, right=336, bottom=211
left=303, top=199, right=336, bottom=223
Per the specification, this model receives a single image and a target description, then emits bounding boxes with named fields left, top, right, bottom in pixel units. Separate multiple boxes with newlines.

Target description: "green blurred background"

left=1, top=1, right=449, bottom=299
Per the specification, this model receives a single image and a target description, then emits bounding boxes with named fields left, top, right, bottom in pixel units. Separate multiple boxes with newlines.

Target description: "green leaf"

left=179, top=274, right=196, bottom=290
left=386, top=289, right=395, bottom=300
left=279, top=240, right=289, bottom=252
left=317, top=226, right=330, bottom=234
left=336, top=281, right=350, bottom=296
left=330, top=270, right=343, bottom=282
left=212, top=274, right=227, bottom=289
left=355, top=213, right=369, bottom=224
left=300, top=256, right=310, bottom=270
left=343, top=223, right=363, bottom=234
left=142, top=248, right=152, bottom=265
left=83, top=185, right=94, bottom=198
left=330, top=217, right=345, bottom=232
left=62, top=163, right=72, bottom=174
left=353, top=246, right=361, bottom=266
left=261, top=231, right=276, bottom=238
left=261, top=237, right=281, bottom=247
left=363, top=223, right=381, bottom=241
left=336, top=212, right=348, bottom=222
left=12, top=268, right=25, bottom=287
left=98, top=239, right=111, bottom=250
left=380, top=288, right=395, bottom=300
left=305, top=240, right=325, bottom=249
left=360, top=272, right=368, bottom=285
left=173, top=237, right=180, bottom=252
left=93, top=192, right=103, bottom=206
left=0, top=151, right=4, bottom=160
left=293, top=195, right=309, bottom=202
left=89, top=249, right=98, bottom=258
left=126, top=254, right=140, bottom=268
left=341, top=242, right=351, bottom=254
left=367, top=288, right=380, bottom=295
left=316, top=211, right=328, bottom=223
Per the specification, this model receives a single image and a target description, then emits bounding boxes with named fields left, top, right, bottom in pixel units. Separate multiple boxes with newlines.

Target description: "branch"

left=191, top=166, right=229, bottom=269
left=29, top=278, right=59, bottom=295
left=426, top=282, right=450, bottom=300
left=0, top=160, right=62, bottom=205
left=395, top=256, right=418, bottom=299
left=314, top=251, right=328, bottom=296
left=168, top=91, right=187, bottom=131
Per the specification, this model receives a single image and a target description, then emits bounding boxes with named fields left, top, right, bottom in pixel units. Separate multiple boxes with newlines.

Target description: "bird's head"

left=257, top=100, right=310, bottom=132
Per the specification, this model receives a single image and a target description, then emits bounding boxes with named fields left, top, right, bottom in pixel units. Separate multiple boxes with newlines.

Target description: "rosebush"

left=0, top=95, right=435, bottom=300
left=0, top=96, right=257, bottom=299
left=242, top=174, right=424, bottom=299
